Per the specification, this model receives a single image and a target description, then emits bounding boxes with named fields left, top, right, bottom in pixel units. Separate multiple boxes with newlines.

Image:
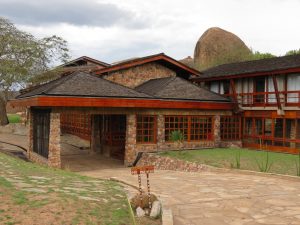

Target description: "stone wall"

left=137, top=153, right=210, bottom=172
left=103, top=62, right=176, bottom=88
left=219, top=141, right=243, bottom=148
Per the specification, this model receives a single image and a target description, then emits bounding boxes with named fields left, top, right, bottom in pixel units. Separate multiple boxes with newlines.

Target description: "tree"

left=0, top=17, right=70, bottom=125
left=285, top=49, right=300, bottom=56
left=250, top=51, right=275, bottom=60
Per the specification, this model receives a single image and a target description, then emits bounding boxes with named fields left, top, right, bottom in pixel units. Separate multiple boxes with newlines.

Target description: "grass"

left=7, top=114, right=21, bottom=123
left=0, top=152, right=135, bottom=225
left=160, top=148, right=300, bottom=176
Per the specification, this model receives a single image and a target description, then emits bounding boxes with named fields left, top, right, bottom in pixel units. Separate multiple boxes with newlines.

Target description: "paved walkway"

left=81, top=168, right=300, bottom=225
left=2, top=133, right=300, bottom=225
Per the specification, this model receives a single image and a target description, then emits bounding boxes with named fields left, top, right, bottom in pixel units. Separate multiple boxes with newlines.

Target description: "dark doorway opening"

left=254, top=77, right=266, bottom=103
left=92, top=115, right=126, bottom=161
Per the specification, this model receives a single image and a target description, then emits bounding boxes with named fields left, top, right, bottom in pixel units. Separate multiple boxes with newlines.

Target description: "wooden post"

left=272, top=75, right=282, bottom=110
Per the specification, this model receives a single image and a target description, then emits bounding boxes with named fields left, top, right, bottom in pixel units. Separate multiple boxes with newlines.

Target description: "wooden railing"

left=224, top=90, right=300, bottom=107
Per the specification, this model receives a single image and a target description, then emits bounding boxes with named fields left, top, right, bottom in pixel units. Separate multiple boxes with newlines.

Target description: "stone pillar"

left=124, top=114, right=136, bottom=166
left=213, top=115, right=221, bottom=147
left=48, top=111, right=61, bottom=168
left=157, top=114, right=165, bottom=150
left=27, top=108, right=33, bottom=160
left=91, top=115, right=101, bottom=154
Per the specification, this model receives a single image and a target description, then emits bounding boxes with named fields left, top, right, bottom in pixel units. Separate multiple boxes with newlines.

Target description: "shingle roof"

left=17, top=72, right=230, bottom=102
left=200, top=54, right=300, bottom=79
left=17, top=72, right=150, bottom=99
left=135, top=76, right=230, bottom=102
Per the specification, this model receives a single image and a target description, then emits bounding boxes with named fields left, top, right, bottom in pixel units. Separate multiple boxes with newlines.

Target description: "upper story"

left=192, top=54, right=300, bottom=112
left=92, top=53, right=201, bottom=88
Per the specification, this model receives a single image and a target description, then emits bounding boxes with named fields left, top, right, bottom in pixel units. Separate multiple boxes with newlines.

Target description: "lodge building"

left=193, top=54, right=300, bottom=153
left=11, top=53, right=300, bottom=168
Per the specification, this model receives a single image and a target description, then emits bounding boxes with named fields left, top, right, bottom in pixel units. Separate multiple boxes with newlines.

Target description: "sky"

left=1, top=0, right=300, bottom=64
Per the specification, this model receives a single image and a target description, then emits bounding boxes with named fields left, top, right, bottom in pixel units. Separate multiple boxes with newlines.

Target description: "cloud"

left=2, top=0, right=300, bottom=64
left=0, top=0, right=147, bottom=28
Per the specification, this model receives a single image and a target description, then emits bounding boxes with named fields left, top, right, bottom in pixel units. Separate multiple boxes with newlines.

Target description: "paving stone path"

left=81, top=168, right=300, bottom=225
left=0, top=158, right=134, bottom=205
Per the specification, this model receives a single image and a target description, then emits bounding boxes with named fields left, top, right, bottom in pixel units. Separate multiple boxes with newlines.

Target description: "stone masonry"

left=48, top=111, right=61, bottom=168
left=103, top=62, right=176, bottom=88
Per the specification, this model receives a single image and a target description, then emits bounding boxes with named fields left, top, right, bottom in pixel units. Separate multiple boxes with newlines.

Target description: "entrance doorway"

left=92, top=115, right=126, bottom=160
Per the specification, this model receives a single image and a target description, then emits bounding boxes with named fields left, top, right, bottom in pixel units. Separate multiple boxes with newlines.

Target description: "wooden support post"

left=272, top=75, right=282, bottom=110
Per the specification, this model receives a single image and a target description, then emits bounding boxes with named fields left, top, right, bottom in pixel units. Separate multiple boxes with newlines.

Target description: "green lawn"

left=160, top=148, right=300, bottom=176
left=0, top=152, right=134, bottom=225
left=7, top=114, right=21, bottom=123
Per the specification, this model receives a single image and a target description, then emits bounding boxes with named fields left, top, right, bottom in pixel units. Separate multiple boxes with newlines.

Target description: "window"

left=244, top=118, right=253, bottom=135
left=136, top=115, right=156, bottom=143
left=33, top=109, right=50, bottom=158
left=165, top=116, right=188, bottom=141
left=287, top=74, right=300, bottom=103
left=165, top=116, right=213, bottom=142
left=191, top=116, right=213, bottom=141
left=220, top=116, right=241, bottom=140
left=254, top=118, right=263, bottom=135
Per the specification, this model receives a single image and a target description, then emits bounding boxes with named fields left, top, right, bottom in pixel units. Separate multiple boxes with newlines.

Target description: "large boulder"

left=194, top=27, right=252, bottom=70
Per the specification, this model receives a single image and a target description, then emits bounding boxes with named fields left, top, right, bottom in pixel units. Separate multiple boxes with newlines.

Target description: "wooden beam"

left=10, top=96, right=233, bottom=110
left=272, top=75, right=282, bottom=110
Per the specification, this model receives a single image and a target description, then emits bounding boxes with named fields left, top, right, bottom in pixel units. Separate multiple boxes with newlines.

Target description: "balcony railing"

left=224, top=90, right=300, bottom=107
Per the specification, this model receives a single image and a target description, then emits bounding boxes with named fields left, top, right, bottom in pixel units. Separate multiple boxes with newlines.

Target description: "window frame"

left=164, top=115, right=213, bottom=142
left=136, top=115, right=157, bottom=144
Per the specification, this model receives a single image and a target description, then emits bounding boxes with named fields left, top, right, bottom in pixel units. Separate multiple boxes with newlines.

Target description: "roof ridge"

left=40, top=73, right=77, bottom=95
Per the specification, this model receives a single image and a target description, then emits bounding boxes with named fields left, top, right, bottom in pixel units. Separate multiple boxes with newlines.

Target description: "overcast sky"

left=1, top=0, right=300, bottom=64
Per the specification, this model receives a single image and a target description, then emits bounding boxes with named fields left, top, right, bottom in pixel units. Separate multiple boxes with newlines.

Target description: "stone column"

left=213, top=115, right=221, bottom=147
left=91, top=115, right=101, bottom=154
left=124, top=114, right=136, bottom=166
left=157, top=114, right=165, bottom=151
left=48, top=111, right=61, bottom=168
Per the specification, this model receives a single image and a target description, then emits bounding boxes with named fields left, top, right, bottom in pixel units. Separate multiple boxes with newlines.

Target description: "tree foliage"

left=250, top=51, right=275, bottom=60
left=285, top=49, right=300, bottom=56
left=0, top=17, right=70, bottom=125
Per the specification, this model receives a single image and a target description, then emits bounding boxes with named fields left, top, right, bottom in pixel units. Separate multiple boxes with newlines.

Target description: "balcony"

left=225, top=90, right=300, bottom=107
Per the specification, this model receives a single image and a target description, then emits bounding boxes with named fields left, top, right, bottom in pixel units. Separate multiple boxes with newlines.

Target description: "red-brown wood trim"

left=93, top=54, right=201, bottom=76
left=271, top=75, right=282, bottom=110
left=192, top=67, right=300, bottom=82
left=10, top=96, right=233, bottom=110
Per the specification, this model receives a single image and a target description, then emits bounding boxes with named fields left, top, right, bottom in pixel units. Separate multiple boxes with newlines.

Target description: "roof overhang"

left=93, top=53, right=201, bottom=77
left=10, top=96, right=233, bottom=110
left=193, top=67, right=300, bottom=82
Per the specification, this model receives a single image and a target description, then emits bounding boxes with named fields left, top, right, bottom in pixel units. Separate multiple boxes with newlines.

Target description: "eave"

left=10, top=96, right=233, bottom=110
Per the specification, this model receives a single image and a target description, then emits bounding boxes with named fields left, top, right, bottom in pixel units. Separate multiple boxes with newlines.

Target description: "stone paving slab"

left=80, top=168, right=300, bottom=225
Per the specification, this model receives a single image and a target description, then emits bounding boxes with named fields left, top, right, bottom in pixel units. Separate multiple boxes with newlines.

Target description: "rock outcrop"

left=194, top=27, right=252, bottom=70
